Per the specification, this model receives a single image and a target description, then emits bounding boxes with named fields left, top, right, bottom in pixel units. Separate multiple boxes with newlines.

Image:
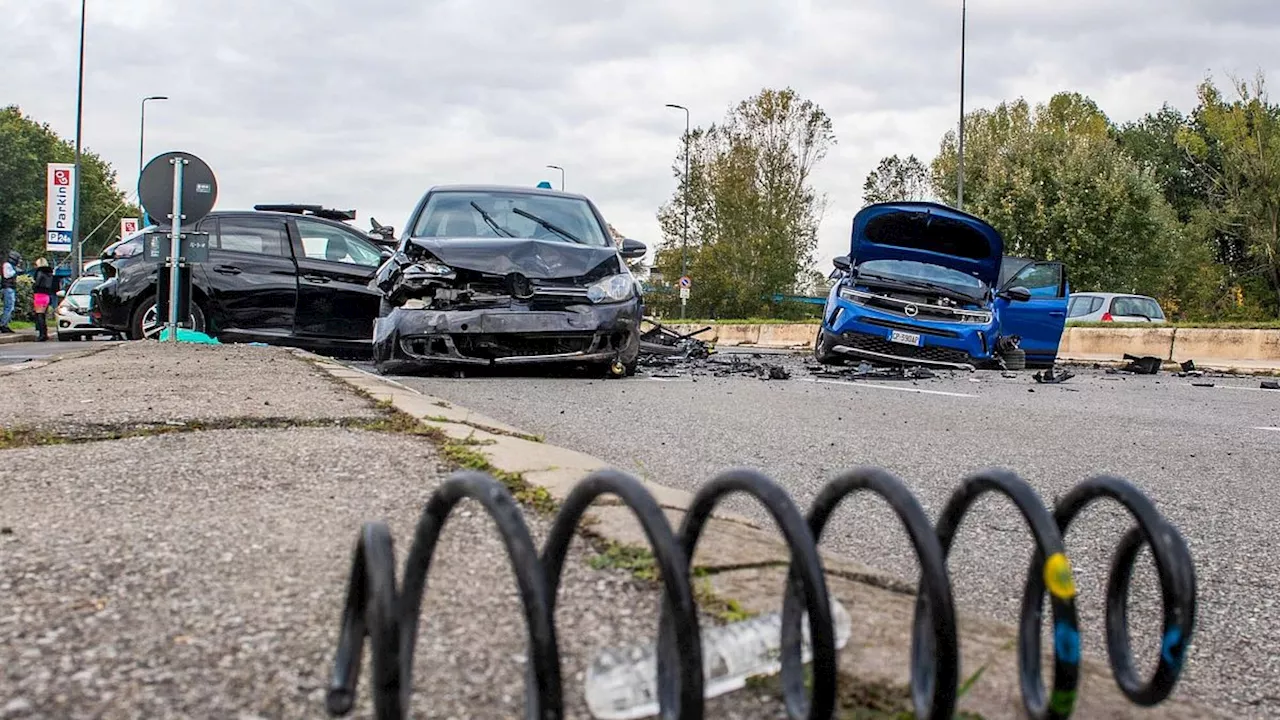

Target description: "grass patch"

left=0, top=416, right=400, bottom=450
left=587, top=540, right=659, bottom=581
left=438, top=437, right=556, bottom=514
left=8, top=321, right=34, bottom=330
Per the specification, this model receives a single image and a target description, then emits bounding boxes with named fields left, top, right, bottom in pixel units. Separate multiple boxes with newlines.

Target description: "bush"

left=12, top=275, right=34, bottom=322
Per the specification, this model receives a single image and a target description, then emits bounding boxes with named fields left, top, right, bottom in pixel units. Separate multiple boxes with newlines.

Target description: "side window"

left=1067, top=297, right=1089, bottom=317
left=1009, top=263, right=1063, bottom=298
left=216, top=217, right=288, bottom=257
left=294, top=219, right=383, bottom=267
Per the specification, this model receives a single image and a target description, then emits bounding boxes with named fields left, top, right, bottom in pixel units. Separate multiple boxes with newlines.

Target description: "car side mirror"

left=1001, top=286, right=1033, bottom=302
left=620, top=238, right=647, bottom=260
left=832, top=255, right=851, bottom=272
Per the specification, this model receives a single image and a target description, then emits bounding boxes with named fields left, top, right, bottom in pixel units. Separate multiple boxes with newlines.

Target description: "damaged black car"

left=372, top=185, right=648, bottom=376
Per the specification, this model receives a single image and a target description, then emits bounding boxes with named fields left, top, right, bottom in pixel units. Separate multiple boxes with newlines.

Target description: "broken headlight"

left=586, top=274, right=634, bottom=303
left=403, top=260, right=456, bottom=281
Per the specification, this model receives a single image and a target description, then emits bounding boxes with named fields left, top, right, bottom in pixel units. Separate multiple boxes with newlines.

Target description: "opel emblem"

left=507, top=272, right=535, bottom=300
left=904, top=304, right=919, bottom=317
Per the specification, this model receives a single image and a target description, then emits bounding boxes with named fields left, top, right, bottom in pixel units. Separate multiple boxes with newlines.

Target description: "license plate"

left=888, top=330, right=922, bottom=347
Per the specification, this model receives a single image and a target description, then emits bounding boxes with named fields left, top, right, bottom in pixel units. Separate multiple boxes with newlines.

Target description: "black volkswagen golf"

left=90, top=208, right=390, bottom=354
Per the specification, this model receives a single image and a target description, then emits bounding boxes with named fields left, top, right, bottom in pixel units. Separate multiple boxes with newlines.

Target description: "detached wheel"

left=1000, top=347, right=1026, bottom=371
left=814, top=328, right=840, bottom=365
left=129, top=294, right=207, bottom=340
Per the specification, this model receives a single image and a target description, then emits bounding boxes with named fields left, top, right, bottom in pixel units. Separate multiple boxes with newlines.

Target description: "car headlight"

left=404, top=261, right=455, bottom=281
left=586, top=274, right=634, bottom=303
left=838, top=285, right=859, bottom=301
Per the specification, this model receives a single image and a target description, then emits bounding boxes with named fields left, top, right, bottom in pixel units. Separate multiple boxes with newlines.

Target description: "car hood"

left=406, top=237, right=621, bottom=280
left=849, top=202, right=1004, bottom=288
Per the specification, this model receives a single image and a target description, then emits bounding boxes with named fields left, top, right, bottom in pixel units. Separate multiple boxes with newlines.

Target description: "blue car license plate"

left=888, top=329, right=922, bottom=347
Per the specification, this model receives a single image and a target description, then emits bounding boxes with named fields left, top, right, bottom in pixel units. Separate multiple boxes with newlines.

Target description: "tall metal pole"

left=666, top=103, right=690, bottom=319
left=957, top=0, right=967, bottom=211
left=167, top=157, right=185, bottom=342
left=139, top=96, right=168, bottom=177
left=546, top=164, right=564, bottom=190
left=70, top=0, right=87, bottom=280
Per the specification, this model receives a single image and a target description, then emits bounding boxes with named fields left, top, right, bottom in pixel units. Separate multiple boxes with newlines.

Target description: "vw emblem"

left=507, top=272, right=535, bottom=300
left=904, top=304, right=919, bottom=317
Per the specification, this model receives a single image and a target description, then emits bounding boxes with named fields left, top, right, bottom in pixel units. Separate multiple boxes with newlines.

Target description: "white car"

left=55, top=276, right=114, bottom=341
left=1067, top=292, right=1167, bottom=323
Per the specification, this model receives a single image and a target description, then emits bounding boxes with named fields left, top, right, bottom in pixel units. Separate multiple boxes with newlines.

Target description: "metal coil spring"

left=325, top=467, right=1197, bottom=720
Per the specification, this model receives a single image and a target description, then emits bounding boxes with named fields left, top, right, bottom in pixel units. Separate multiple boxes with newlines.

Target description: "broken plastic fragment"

left=584, top=599, right=851, bottom=720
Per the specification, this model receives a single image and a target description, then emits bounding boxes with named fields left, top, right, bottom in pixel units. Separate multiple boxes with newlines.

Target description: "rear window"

left=1110, top=296, right=1164, bottom=319
left=1068, top=296, right=1102, bottom=317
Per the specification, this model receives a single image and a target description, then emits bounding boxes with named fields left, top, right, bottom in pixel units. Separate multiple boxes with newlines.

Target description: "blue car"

left=815, top=202, right=1069, bottom=370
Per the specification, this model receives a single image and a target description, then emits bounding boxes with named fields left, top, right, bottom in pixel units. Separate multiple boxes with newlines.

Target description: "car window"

left=68, top=277, right=103, bottom=295
left=294, top=218, right=384, bottom=267
left=1067, top=296, right=1092, bottom=317
left=1008, top=262, right=1062, bottom=298
left=1111, top=296, right=1164, bottom=319
left=216, top=217, right=289, bottom=257
left=412, top=190, right=611, bottom=247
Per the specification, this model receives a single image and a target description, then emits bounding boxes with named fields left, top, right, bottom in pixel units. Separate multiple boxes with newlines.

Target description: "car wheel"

left=814, top=328, right=840, bottom=365
left=130, top=295, right=207, bottom=340
left=1000, top=347, right=1027, bottom=371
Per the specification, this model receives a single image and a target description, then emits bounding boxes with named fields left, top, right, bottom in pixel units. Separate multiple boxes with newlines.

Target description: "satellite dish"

left=138, top=151, right=218, bottom=227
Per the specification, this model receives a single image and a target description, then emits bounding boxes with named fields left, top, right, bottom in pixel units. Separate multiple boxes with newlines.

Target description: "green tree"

left=0, top=105, right=140, bottom=267
left=653, top=88, right=835, bottom=318
left=930, top=92, right=1188, bottom=307
left=1177, top=73, right=1280, bottom=317
left=861, top=154, right=933, bottom=206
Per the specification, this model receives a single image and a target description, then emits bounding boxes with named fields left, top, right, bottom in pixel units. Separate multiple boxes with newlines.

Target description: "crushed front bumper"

left=373, top=301, right=641, bottom=370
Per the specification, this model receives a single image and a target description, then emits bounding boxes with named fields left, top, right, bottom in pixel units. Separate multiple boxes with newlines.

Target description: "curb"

left=0, top=331, right=36, bottom=345
left=0, top=342, right=119, bottom=375
left=288, top=350, right=1220, bottom=718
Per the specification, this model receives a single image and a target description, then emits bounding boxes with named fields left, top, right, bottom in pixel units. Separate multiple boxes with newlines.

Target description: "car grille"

left=451, top=332, right=598, bottom=360
left=836, top=330, right=973, bottom=365
left=862, top=317, right=960, bottom=338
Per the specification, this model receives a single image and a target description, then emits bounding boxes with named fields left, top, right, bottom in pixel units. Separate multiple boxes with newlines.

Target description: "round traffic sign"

left=679, top=275, right=691, bottom=288
left=139, top=151, right=218, bottom=227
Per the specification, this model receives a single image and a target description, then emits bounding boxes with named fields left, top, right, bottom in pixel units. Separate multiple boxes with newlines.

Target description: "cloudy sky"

left=5, top=0, right=1278, bottom=269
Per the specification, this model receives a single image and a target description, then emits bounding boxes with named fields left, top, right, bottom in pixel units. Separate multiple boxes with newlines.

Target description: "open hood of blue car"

left=849, top=202, right=1005, bottom=288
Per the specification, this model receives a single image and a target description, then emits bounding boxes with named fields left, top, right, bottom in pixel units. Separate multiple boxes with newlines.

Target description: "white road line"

left=1254, top=427, right=1280, bottom=432
left=801, top=377, right=977, bottom=398
left=1190, top=384, right=1279, bottom=393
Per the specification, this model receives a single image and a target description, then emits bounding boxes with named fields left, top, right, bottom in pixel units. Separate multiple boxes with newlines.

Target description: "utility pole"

left=665, top=104, right=690, bottom=319
left=545, top=164, right=564, bottom=190
left=139, top=96, right=168, bottom=176
left=957, top=0, right=967, bottom=211
left=71, top=0, right=87, bottom=280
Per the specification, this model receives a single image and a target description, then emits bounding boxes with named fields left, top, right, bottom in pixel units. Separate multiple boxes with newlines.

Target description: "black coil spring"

left=325, top=467, right=1197, bottom=720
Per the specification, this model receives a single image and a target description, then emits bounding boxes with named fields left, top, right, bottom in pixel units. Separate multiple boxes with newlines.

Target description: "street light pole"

left=139, top=95, right=168, bottom=177
left=665, top=103, right=690, bottom=319
left=70, top=0, right=87, bottom=280
left=957, top=0, right=967, bottom=211
left=546, top=164, right=564, bottom=190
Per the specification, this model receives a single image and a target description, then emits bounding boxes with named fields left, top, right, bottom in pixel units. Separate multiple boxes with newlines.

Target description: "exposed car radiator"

left=325, top=467, right=1196, bottom=720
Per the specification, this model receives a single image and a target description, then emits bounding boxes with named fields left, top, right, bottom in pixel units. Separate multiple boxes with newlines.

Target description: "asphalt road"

left=0, top=338, right=117, bottom=365
left=363, top=353, right=1280, bottom=717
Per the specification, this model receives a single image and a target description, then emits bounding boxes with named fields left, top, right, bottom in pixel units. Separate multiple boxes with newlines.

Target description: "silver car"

left=1067, top=292, right=1167, bottom=323
left=55, top=276, right=114, bottom=341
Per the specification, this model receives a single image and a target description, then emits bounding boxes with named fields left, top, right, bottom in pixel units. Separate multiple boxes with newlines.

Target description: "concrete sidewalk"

left=0, top=342, right=1221, bottom=719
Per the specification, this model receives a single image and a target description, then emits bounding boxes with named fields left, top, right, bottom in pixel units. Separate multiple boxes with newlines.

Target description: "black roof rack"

left=253, top=204, right=356, bottom=222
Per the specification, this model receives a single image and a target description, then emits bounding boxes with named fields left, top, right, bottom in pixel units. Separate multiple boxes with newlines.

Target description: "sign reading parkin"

left=45, top=162, right=76, bottom=252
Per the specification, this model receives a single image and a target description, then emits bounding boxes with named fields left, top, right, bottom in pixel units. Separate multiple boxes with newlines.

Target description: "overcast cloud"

left=4, top=0, right=1278, bottom=268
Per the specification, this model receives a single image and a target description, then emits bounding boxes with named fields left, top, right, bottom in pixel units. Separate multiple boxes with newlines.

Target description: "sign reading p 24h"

left=45, top=163, right=76, bottom=252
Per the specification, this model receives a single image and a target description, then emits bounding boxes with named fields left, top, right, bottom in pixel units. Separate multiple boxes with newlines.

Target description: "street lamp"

left=546, top=164, right=564, bottom=190
left=957, top=0, right=967, bottom=210
left=70, top=0, right=87, bottom=280
left=139, top=95, right=168, bottom=176
left=665, top=103, right=690, bottom=319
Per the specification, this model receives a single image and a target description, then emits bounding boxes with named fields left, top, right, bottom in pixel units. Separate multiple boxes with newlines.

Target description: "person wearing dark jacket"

left=31, top=257, right=56, bottom=342
left=0, top=249, right=19, bottom=333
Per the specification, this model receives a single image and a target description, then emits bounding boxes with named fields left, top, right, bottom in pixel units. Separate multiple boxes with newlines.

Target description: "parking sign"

left=120, top=218, right=140, bottom=240
left=45, top=163, right=75, bottom=252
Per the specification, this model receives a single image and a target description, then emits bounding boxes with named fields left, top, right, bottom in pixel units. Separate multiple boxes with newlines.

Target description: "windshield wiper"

left=511, top=208, right=583, bottom=244
left=470, top=202, right=513, bottom=237
left=857, top=273, right=979, bottom=301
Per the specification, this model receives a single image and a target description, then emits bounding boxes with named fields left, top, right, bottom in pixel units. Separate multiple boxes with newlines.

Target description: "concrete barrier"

left=652, top=321, right=1280, bottom=370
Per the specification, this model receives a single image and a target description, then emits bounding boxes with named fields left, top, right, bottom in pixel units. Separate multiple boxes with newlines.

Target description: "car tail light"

left=1101, top=312, right=1113, bottom=322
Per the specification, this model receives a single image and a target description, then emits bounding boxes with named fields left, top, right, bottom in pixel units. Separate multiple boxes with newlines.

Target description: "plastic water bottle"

left=583, top=599, right=852, bottom=720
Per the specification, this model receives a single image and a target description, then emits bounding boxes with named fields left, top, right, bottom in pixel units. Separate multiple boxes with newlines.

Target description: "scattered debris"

left=1033, top=366, right=1075, bottom=384
left=1181, top=360, right=1197, bottom=372
left=1120, top=354, right=1162, bottom=375
left=1262, top=380, right=1280, bottom=391
left=637, top=319, right=712, bottom=362
left=1191, top=382, right=1216, bottom=388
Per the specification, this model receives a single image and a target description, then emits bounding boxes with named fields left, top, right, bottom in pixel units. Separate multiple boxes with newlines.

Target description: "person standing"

left=31, top=257, right=56, bottom=342
left=0, top=249, right=20, bottom=333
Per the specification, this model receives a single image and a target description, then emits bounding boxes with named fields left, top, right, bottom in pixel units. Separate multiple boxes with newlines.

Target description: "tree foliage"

left=652, top=88, right=835, bottom=318
left=861, top=154, right=933, bottom=206
left=0, top=105, right=140, bottom=267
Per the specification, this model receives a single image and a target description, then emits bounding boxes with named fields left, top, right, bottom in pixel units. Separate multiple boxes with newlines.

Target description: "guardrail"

left=325, top=466, right=1196, bottom=719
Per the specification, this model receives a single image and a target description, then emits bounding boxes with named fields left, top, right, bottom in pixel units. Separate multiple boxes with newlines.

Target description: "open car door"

left=996, top=261, right=1069, bottom=364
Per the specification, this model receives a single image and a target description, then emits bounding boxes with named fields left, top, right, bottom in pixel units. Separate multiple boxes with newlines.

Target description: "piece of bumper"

left=373, top=301, right=641, bottom=367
